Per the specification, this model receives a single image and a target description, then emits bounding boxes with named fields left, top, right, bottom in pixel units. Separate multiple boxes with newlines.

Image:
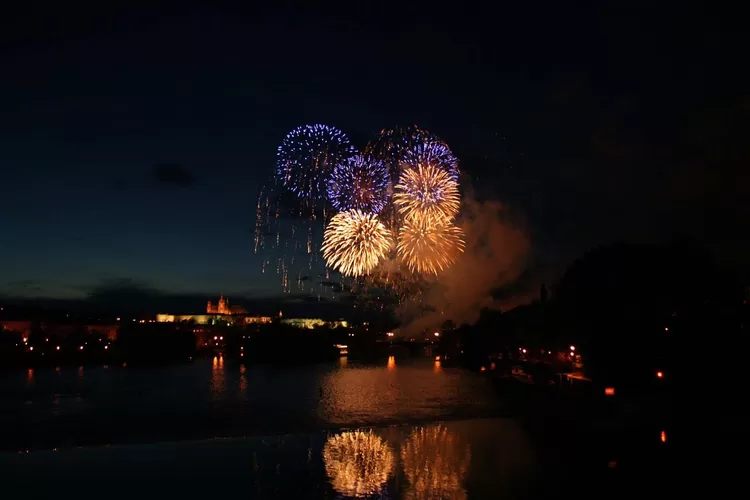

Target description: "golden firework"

left=322, top=210, right=392, bottom=276
left=397, top=214, right=465, bottom=275
left=401, top=425, right=471, bottom=500
left=323, top=430, right=395, bottom=497
left=394, top=163, right=460, bottom=221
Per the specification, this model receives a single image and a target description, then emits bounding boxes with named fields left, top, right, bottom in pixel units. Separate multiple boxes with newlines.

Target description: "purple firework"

left=276, top=124, right=356, bottom=199
left=327, top=155, right=390, bottom=214
left=364, top=126, right=459, bottom=183
left=401, top=134, right=459, bottom=181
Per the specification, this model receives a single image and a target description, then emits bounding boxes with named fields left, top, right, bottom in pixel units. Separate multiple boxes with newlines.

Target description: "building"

left=206, top=296, right=248, bottom=315
left=280, top=318, right=348, bottom=329
left=155, top=313, right=273, bottom=326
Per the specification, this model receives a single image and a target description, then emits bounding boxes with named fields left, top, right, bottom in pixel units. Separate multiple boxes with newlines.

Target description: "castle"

left=206, top=296, right=246, bottom=315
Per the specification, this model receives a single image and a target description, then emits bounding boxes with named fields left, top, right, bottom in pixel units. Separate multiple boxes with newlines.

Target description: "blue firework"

left=327, top=155, right=390, bottom=214
left=276, top=124, right=356, bottom=199
left=401, top=134, right=459, bottom=181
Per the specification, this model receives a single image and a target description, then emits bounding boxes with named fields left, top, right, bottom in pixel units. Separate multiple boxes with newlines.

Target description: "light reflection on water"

left=400, top=424, right=471, bottom=500
left=0, top=357, right=502, bottom=449
left=323, top=430, right=395, bottom=497
left=2, top=418, right=536, bottom=499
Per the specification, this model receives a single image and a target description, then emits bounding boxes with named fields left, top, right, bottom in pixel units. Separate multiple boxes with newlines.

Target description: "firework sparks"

left=322, top=210, right=392, bottom=276
left=394, top=164, right=460, bottom=221
left=327, top=155, right=390, bottom=214
left=402, top=134, right=459, bottom=181
left=398, top=214, right=465, bottom=275
left=276, top=124, right=355, bottom=199
left=323, top=431, right=395, bottom=498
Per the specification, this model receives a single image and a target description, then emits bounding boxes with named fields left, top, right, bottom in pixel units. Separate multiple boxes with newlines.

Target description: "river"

left=0, top=356, right=664, bottom=497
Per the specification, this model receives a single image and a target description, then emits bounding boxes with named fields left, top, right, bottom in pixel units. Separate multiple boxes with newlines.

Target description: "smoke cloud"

left=397, top=197, right=530, bottom=335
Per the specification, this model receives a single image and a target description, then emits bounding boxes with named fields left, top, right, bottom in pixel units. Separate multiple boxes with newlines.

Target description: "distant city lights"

left=434, top=332, right=440, bottom=337
left=656, top=371, right=664, bottom=379
left=569, top=345, right=576, bottom=351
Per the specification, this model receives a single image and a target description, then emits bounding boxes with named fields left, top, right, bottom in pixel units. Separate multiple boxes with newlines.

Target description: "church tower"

left=218, top=296, right=229, bottom=315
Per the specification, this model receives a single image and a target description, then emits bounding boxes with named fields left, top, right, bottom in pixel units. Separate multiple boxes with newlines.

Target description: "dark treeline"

left=437, top=239, right=747, bottom=434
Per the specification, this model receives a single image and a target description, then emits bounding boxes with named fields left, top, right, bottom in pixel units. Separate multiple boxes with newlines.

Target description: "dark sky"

left=0, top=2, right=747, bottom=308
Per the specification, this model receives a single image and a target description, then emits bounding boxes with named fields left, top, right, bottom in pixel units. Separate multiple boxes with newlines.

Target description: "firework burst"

left=276, top=124, right=355, bottom=199
left=401, top=134, right=459, bottom=181
left=327, top=155, right=390, bottom=214
left=398, top=214, right=465, bottom=275
left=322, top=210, right=392, bottom=276
left=394, top=164, right=460, bottom=221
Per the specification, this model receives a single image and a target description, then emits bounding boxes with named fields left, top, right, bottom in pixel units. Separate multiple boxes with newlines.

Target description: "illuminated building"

left=155, top=314, right=273, bottom=326
left=280, top=318, right=348, bottom=329
left=206, top=296, right=246, bottom=315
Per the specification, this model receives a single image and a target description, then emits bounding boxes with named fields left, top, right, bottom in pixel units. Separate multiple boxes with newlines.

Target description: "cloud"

left=152, top=163, right=197, bottom=187
left=397, top=196, right=531, bottom=334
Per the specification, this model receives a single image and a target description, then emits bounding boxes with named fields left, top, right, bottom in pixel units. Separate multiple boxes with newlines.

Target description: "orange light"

left=435, top=356, right=440, bottom=361
left=656, top=371, right=663, bottom=378
left=605, top=387, right=615, bottom=396
left=660, top=430, right=667, bottom=443
left=434, top=332, right=440, bottom=337
left=480, top=366, right=486, bottom=372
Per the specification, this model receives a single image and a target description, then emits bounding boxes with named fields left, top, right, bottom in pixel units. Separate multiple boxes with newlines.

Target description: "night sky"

left=1, top=3, right=746, bottom=310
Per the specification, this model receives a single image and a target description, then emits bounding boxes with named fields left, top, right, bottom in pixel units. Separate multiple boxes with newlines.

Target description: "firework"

left=327, top=155, right=390, bottom=214
left=402, top=134, right=459, bottom=181
left=323, top=431, right=395, bottom=497
left=276, top=124, right=355, bottom=199
left=322, top=210, right=392, bottom=276
left=398, top=214, right=465, bottom=275
left=394, top=164, right=460, bottom=221
left=364, top=126, right=458, bottom=182
left=254, top=177, right=332, bottom=295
